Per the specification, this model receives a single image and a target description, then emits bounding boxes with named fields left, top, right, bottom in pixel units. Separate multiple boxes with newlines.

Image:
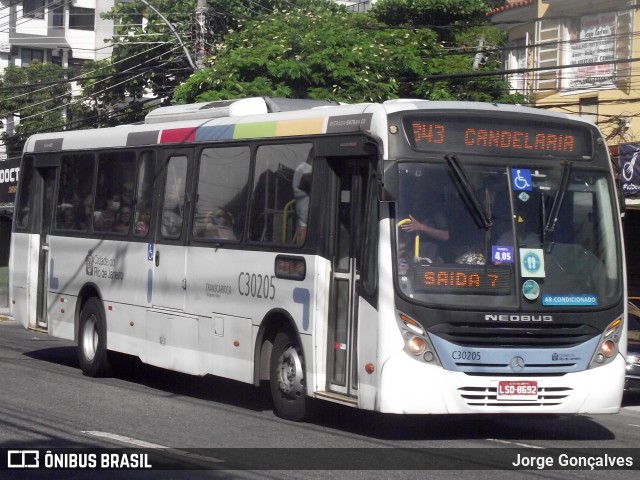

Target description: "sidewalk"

left=0, top=306, right=12, bottom=321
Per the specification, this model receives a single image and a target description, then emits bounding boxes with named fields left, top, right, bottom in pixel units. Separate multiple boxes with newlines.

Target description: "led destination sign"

left=414, top=265, right=512, bottom=294
left=405, top=115, right=593, bottom=158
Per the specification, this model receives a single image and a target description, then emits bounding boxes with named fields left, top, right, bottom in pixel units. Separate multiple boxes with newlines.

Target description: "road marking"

left=82, top=431, right=224, bottom=465
left=82, top=431, right=167, bottom=449
left=487, top=438, right=546, bottom=449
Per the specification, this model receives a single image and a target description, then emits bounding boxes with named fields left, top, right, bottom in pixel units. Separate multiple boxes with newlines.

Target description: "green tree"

left=69, top=59, right=157, bottom=129
left=173, top=2, right=521, bottom=104
left=74, top=1, right=334, bottom=125
left=371, top=0, right=495, bottom=27
left=0, top=62, right=71, bottom=157
left=371, top=0, right=521, bottom=103
left=81, top=0, right=198, bottom=111
left=174, top=8, right=439, bottom=103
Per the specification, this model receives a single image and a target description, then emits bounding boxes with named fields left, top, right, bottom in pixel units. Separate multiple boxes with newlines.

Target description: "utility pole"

left=472, top=36, right=488, bottom=70
left=139, top=0, right=198, bottom=71
left=195, top=0, right=207, bottom=70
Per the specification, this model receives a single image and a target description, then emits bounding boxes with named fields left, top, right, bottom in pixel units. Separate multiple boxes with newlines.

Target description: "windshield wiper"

left=545, top=161, right=571, bottom=233
left=445, top=154, right=493, bottom=229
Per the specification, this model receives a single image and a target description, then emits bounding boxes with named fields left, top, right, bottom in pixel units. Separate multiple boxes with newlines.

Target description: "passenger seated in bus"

left=121, top=183, right=135, bottom=206
left=162, top=210, right=182, bottom=237
left=113, top=207, right=132, bottom=234
left=94, top=210, right=116, bottom=232
left=201, top=208, right=235, bottom=240
left=134, top=210, right=151, bottom=236
left=60, top=207, right=78, bottom=230
left=107, top=194, right=121, bottom=214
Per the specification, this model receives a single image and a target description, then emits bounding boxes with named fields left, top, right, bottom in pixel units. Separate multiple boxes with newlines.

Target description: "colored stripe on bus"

left=275, top=118, right=325, bottom=136
left=127, top=131, right=160, bottom=146
left=195, top=125, right=236, bottom=141
left=233, top=121, right=278, bottom=139
left=157, top=113, right=367, bottom=144
left=160, top=128, right=197, bottom=143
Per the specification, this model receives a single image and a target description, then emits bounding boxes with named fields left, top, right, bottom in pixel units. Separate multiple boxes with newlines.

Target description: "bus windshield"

left=394, top=160, right=621, bottom=309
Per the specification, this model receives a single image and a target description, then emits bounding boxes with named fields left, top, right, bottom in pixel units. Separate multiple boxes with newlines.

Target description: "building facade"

left=0, top=0, right=117, bottom=160
left=334, top=0, right=375, bottom=12
left=490, top=0, right=640, bottom=295
left=489, top=0, right=638, bottom=152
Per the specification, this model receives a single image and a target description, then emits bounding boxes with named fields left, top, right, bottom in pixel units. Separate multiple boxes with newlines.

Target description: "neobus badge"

left=485, top=314, right=553, bottom=322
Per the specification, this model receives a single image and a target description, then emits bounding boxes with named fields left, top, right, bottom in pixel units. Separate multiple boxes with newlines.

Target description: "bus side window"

left=194, top=146, right=250, bottom=242
left=94, top=151, right=136, bottom=234
left=55, top=154, right=95, bottom=231
left=161, top=156, right=188, bottom=240
left=249, top=143, right=313, bottom=245
left=15, top=156, right=35, bottom=230
left=134, top=151, right=155, bottom=238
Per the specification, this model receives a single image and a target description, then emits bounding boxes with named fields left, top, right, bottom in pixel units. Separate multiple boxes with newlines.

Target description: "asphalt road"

left=1, top=316, right=640, bottom=479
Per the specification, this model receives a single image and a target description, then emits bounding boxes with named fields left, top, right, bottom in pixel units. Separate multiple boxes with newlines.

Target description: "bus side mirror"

left=380, top=161, right=398, bottom=202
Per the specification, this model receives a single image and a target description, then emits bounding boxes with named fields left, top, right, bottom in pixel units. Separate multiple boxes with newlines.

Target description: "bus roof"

left=22, top=99, right=593, bottom=154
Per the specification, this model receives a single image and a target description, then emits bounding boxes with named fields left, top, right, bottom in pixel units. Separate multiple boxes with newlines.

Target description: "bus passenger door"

left=152, top=150, right=191, bottom=311
left=35, top=167, right=57, bottom=329
left=327, top=159, right=371, bottom=396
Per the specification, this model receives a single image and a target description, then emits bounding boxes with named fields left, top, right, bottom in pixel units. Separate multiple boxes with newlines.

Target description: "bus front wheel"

left=78, top=297, right=110, bottom=377
left=270, top=331, right=307, bottom=421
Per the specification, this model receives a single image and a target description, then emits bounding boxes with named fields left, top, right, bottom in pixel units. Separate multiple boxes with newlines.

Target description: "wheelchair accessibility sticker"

left=512, top=168, right=532, bottom=191
left=520, top=248, right=545, bottom=278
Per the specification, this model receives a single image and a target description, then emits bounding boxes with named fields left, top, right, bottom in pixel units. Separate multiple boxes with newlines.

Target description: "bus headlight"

left=589, top=317, right=622, bottom=368
left=397, top=312, right=441, bottom=366
left=407, top=336, right=426, bottom=355
left=601, top=339, right=616, bottom=358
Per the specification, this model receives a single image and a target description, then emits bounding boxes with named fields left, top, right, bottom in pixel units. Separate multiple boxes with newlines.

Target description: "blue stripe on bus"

left=147, top=269, right=153, bottom=303
left=293, top=287, right=310, bottom=331
left=195, top=125, right=236, bottom=141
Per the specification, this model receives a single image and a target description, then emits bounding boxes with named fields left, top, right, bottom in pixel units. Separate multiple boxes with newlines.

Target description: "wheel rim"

left=276, top=345, right=304, bottom=400
left=82, top=315, right=98, bottom=362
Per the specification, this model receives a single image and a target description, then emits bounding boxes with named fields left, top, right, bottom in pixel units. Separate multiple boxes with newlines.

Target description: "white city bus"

left=9, top=97, right=627, bottom=420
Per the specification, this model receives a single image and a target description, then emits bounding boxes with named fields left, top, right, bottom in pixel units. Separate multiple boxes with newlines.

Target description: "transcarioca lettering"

left=464, top=128, right=576, bottom=153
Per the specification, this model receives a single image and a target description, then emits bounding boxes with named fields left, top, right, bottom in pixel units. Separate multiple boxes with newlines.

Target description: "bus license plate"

left=497, top=380, right=538, bottom=400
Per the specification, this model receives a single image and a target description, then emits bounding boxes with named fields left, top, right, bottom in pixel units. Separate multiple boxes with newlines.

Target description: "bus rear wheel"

left=270, top=331, right=307, bottom=421
left=78, top=297, right=110, bottom=377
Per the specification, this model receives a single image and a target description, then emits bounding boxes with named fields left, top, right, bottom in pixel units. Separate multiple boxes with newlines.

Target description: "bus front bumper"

left=377, top=351, right=625, bottom=414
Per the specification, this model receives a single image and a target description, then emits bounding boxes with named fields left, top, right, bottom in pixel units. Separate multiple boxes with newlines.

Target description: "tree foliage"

left=74, top=0, right=198, bottom=121
left=174, top=9, right=439, bottom=104
left=371, top=0, right=495, bottom=27
left=174, top=1, right=522, bottom=105
left=0, top=62, right=71, bottom=157
left=73, top=1, right=331, bottom=124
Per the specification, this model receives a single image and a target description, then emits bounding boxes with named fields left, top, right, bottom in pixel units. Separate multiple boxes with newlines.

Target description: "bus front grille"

left=458, top=386, right=572, bottom=407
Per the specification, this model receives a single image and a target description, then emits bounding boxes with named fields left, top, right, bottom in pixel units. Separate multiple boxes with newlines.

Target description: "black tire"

left=78, top=297, right=110, bottom=377
left=270, top=331, right=307, bottom=421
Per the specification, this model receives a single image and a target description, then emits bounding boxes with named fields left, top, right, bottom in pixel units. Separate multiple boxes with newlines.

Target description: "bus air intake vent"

left=430, top=323, right=600, bottom=348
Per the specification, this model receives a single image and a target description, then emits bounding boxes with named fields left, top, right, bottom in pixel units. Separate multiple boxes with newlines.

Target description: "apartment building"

left=489, top=0, right=640, bottom=294
left=0, top=1, right=115, bottom=72
left=489, top=0, right=639, bottom=186
left=0, top=1, right=117, bottom=160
